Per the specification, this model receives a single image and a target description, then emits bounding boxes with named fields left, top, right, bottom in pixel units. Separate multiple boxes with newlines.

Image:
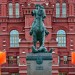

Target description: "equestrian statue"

left=30, top=4, right=54, bottom=53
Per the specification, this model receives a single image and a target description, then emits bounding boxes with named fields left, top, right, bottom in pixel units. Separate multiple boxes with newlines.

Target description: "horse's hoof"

left=32, top=46, right=38, bottom=53
left=32, top=50, right=38, bottom=53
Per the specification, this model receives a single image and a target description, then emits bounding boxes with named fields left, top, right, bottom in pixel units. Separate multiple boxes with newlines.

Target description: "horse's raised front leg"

left=33, top=33, right=37, bottom=48
left=39, top=32, right=47, bottom=52
left=32, top=32, right=38, bottom=53
left=40, top=32, right=45, bottom=47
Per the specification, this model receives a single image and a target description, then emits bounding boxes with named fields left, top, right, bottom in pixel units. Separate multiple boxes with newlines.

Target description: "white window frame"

left=9, top=3, right=13, bottom=18
left=10, top=30, right=19, bottom=47
left=56, top=3, right=60, bottom=17
left=15, top=3, right=19, bottom=18
left=62, top=3, right=66, bottom=17
left=56, top=30, right=66, bottom=47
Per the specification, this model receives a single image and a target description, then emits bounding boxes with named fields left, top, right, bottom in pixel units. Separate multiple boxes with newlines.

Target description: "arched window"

left=62, top=3, right=66, bottom=17
left=10, top=30, right=19, bottom=47
left=56, top=3, right=60, bottom=17
left=15, top=3, right=19, bottom=18
left=56, top=30, right=66, bottom=47
left=9, top=3, right=13, bottom=17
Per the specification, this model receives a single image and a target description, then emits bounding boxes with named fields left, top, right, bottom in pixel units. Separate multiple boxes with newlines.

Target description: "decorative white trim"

left=52, top=65, right=59, bottom=66
left=2, top=67, right=19, bottom=68
left=19, top=39, right=21, bottom=42
left=2, top=72, right=9, bottom=74
left=28, top=3, right=30, bottom=6
left=19, top=64, right=27, bottom=66
left=3, top=30, right=6, bottom=31
left=46, top=3, right=49, bottom=6
left=69, top=72, right=75, bottom=74
left=70, top=45, right=73, bottom=46
left=22, top=52, right=26, bottom=54
left=70, top=49, right=73, bottom=50
left=3, top=45, right=6, bottom=47
left=19, top=70, right=27, bottom=73
left=3, top=41, right=6, bottom=42
left=52, top=51, right=55, bottom=53
left=52, top=70, right=59, bottom=73
left=59, top=67, right=75, bottom=68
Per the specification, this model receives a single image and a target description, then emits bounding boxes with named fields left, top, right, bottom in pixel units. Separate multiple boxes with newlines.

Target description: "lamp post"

left=0, top=51, right=6, bottom=75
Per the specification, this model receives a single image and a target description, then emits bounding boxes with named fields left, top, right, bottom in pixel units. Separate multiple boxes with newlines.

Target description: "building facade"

left=0, top=0, right=75, bottom=75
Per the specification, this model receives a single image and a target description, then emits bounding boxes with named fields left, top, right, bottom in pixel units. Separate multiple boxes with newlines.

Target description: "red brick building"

left=0, top=0, right=75, bottom=75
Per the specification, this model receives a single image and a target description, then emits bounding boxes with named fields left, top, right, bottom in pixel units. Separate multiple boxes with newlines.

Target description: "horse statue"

left=30, top=4, right=49, bottom=53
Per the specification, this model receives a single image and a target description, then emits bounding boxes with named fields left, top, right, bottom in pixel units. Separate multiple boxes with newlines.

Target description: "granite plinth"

left=26, top=53, right=52, bottom=75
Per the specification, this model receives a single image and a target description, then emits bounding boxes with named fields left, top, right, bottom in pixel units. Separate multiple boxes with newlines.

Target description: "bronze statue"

left=30, top=4, right=49, bottom=53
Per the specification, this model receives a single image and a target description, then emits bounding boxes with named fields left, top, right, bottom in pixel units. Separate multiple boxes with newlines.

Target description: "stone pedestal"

left=26, top=53, right=52, bottom=75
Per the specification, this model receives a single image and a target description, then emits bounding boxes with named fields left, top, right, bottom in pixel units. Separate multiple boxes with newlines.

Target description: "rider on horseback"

left=30, top=4, right=49, bottom=36
left=29, top=4, right=49, bottom=53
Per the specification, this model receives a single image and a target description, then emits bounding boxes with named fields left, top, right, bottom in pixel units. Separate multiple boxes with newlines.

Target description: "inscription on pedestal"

left=36, top=66, right=43, bottom=70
